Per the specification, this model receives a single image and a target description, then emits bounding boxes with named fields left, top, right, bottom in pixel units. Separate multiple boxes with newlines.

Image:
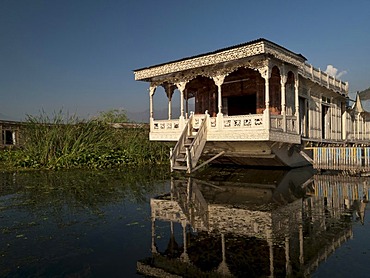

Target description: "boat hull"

left=202, top=141, right=310, bottom=168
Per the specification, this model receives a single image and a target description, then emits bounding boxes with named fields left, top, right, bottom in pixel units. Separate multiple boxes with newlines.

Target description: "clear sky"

left=1, top=0, right=370, bottom=121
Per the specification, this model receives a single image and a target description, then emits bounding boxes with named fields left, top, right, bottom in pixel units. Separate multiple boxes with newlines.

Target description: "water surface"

left=1, top=167, right=370, bottom=277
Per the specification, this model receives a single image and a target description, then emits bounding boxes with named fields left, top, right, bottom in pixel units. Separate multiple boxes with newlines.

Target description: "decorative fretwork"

left=223, top=115, right=264, bottom=129
left=135, top=41, right=265, bottom=80
left=210, top=117, right=216, bottom=127
left=153, top=119, right=180, bottom=130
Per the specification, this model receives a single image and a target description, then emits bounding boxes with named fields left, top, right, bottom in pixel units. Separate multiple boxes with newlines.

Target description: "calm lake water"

left=0, top=166, right=369, bottom=277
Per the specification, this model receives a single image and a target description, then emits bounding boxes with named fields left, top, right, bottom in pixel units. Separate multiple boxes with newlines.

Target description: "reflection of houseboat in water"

left=137, top=168, right=368, bottom=277
left=134, top=39, right=370, bottom=172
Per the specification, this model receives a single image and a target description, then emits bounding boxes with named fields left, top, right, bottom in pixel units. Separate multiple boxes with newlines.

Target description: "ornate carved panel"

left=134, top=40, right=305, bottom=82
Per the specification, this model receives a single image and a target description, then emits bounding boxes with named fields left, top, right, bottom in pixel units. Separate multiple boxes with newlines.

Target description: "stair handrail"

left=188, top=112, right=209, bottom=167
left=170, top=112, right=194, bottom=169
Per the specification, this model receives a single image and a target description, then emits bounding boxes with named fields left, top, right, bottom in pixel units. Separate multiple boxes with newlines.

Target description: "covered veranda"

left=145, top=58, right=301, bottom=144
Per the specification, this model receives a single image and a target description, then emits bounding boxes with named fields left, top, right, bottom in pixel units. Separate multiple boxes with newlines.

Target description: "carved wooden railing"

left=286, top=115, right=297, bottom=133
left=188, top=113, right=209, bottom=170
left=170, top=112, right=209, bottom=173
left=270, top=115, right=284, bottom=131
left=300, top=63, right=348, bottom=95
left=222, top=114, right=264, bottom=129
left=270, top=115, right=298, bottom=133
left=170, top=113, right=193, bottom=171
left=152, top=119, right=180, bottom=131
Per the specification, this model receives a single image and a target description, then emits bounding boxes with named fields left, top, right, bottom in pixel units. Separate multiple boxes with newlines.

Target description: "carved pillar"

left=259, top=66, right=271, bottom=130
left=295, top=77, right=300, bottom=134
left=281, top=73, right=287, bottom=132
left=164, top=84, right=175, bottom=120
left=149, top=85, right=157, bottom=119
left=212, top=75, right=225, bottom=115
left=185, top=89, right=189, bottom=119
left=213, top=75, right=226, bottom=130
left=175, top=82, right=187, bottom=119
left=149, top=85, right=157, bottom=131
left=319, top=94, right=323, bottom=139
left=307, top=88, right=312, bottom=138
left=176, top=82, right=187, bottom=129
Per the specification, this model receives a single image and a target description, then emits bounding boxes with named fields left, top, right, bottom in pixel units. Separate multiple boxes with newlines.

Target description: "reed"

left=2, top=111, right=170, bottom=169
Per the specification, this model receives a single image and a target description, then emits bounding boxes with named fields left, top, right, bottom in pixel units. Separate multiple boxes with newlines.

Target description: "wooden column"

left=149, top=85, right=156, bottom=131
left=175, top=82, right=187, bottom=120
left=213, top=75, right=225, bottom=130
left=149, top=85, right=157, bottom=119
left=281, top=73, right=287, bottom=132
left=212, top=75, right=225, bottom=116
left=164, top=84, right=175, bottom=120
left=259, top=66, right=271, bottom=130
left=295, top=77, right=300, bottom=134
left=307, top=88, right=312, bottom=138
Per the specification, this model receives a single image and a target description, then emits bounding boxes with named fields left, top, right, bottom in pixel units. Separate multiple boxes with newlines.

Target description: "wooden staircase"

left=170, top=112, right=225, bottom=173
left=170, top=112, right=209, bottom=173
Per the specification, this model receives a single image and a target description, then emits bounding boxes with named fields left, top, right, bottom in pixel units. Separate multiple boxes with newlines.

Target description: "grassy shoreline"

left=0, top=113, right=171, bottom=170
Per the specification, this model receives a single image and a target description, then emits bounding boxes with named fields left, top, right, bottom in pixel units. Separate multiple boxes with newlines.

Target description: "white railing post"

left=264, top=109, right=270, bottom=131
left=170, top=148, right=174, bottom=172
left=217, top=113, right=223, bottom=131
left=149, top=117, right=154, bottom=133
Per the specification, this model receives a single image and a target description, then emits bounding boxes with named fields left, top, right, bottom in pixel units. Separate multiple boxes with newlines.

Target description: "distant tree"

left=97, top=109, right=129, bottom=123
left=359, top=87, right=370, bottom=100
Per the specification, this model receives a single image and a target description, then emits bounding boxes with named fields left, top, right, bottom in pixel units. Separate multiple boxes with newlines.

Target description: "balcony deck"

left=150, top=113, right=301, bottom=144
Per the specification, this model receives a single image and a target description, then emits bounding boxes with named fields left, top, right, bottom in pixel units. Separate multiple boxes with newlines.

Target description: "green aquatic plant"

left=1, top=110, right=171, bottom=169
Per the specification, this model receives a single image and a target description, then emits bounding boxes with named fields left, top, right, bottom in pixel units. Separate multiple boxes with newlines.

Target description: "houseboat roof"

left=134, top=38, right=307, bottom=81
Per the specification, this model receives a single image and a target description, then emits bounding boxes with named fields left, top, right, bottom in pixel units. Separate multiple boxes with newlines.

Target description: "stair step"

left=172, top=165, right=188, bottom=171
left=175, top=158, right=186, bottom=162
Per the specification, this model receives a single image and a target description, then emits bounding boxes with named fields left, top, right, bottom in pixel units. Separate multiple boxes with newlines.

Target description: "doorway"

left=322, top=105, right=330, bottom=139
left=227, top=94, right=256, bottom=116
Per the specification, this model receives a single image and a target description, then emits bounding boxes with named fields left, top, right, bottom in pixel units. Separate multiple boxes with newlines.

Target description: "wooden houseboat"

left=134, top=38, right=355, bottom=172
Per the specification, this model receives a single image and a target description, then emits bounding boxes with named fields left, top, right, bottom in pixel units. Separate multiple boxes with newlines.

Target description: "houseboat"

left=134, top=38, right=365, bottom=172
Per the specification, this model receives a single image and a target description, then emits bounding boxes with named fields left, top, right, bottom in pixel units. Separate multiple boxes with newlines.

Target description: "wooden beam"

left=191, top=151, right=225, bottom=173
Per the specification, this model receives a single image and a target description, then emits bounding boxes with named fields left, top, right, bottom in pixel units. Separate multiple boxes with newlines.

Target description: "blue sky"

left=1, top=0, right=370, bottom=121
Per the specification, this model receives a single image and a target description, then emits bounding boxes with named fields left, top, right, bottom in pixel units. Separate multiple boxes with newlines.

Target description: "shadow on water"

left=138, top=166, right=370, bottom=277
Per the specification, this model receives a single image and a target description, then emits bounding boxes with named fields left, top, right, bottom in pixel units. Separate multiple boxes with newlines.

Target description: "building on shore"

left=0, top=120, right=23, bottom=148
